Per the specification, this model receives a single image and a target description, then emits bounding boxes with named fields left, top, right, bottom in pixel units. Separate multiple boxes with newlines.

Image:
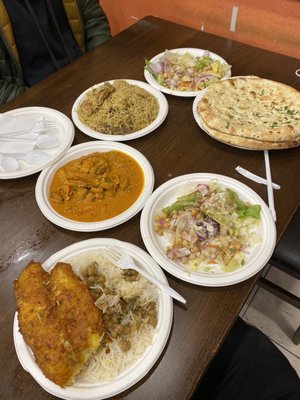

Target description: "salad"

left=145, top=50, right=231, bottom=92
left=153, top=182, right=261, bottom=273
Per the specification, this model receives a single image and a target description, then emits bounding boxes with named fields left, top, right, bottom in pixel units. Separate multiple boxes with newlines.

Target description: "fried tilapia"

left=13, top=261, right=104, bottom=387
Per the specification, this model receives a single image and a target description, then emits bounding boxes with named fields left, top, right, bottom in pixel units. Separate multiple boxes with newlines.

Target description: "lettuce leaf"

left=163, top=192, right=199, bottom=214
left=226, top=188, right=261, bottom=219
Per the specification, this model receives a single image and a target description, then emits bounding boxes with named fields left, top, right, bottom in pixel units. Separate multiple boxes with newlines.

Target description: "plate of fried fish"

left=13, top=238, right=173, bottom=400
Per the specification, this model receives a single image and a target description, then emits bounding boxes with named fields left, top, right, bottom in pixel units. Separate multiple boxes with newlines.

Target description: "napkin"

left=0, top=114, right=41, bottom=153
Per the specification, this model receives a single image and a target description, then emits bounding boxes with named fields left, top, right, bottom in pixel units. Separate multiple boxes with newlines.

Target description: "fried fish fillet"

left=13, top=261, right=104, bottom=387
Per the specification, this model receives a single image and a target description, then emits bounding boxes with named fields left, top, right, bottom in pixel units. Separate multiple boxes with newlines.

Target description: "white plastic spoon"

left=0, top=134, right=60, bottom=149
left=0, top=153, right=19, bottom=171
left=2, top=149, right=51, bottom=165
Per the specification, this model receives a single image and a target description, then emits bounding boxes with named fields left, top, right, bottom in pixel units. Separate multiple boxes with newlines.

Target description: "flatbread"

left=200, top=116, right=300, bottom=150
left=198, top=76, right=300, bottom=149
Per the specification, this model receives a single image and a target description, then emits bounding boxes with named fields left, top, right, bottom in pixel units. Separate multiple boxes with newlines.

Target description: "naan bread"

left=200, top=117, right=300, bottom=150
left=198, top=76, right=300, bottom=149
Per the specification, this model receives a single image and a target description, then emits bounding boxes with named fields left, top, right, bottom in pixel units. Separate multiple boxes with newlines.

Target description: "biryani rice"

left=66, top=250, right=159, bottom=382
left=77, top=80, right=159, bottom=135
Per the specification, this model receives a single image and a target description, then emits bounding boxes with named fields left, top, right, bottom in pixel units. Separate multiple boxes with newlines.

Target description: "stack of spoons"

left=0, top=115, right=60, bottom=171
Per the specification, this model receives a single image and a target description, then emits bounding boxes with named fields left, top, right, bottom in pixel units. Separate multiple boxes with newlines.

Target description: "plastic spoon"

left=0, top=153, right=19, bottom=171
left=0, top=134, right=60, bottom=149
left=3, top=149, right=51, bottom=165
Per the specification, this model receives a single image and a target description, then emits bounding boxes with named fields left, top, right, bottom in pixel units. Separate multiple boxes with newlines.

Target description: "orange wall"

left=101, top=0, right=300, bottom=59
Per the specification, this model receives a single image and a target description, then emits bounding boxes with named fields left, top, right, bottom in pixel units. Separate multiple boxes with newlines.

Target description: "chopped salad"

left=154, top=182, right=261, bottom=273
left=145, top=50, right=231, bottom=92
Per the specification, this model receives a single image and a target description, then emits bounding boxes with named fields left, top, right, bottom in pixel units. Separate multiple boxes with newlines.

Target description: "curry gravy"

left=49, top=151, right=144, bottom=222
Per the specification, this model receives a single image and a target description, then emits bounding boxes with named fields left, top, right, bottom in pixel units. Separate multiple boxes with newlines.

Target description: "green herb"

left=287, top=108, right=298, bottom=116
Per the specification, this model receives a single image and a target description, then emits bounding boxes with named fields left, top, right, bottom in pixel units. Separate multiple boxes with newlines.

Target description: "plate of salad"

left=144, top=48, right=231, bottom=97
left=140, top=173, right=276, bottom=286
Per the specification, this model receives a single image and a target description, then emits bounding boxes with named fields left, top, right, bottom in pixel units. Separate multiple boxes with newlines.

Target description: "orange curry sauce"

left=49, top=151, right=144, bottom=222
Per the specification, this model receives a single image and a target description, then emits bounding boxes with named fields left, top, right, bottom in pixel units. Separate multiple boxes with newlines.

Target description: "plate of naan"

left=193, top=76, right=300, bottom=150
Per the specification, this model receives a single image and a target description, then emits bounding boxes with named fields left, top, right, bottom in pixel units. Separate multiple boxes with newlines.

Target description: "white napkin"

left=0, top=114, right=41, bottom=153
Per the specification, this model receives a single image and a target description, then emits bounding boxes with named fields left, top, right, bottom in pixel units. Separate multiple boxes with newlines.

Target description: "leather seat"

left=271, top=207, right=300, bottom=279
left=258, top=206, right=300, bottom=344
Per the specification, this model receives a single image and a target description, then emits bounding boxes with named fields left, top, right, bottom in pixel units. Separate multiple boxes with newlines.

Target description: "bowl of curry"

left=35, top=142, right=154, bottom=231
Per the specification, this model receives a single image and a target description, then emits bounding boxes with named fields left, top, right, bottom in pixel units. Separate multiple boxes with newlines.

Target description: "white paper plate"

left=71, top=79, right=168, bottom=141
left=35, top=141, right=154, bottom=231
left=144, top=48, right=231, bottom=97
left=13, top=238, right=173, bottom=400
left=140, top=173, right=276, bottom=286
left=0, top=107, right=74, bottom=179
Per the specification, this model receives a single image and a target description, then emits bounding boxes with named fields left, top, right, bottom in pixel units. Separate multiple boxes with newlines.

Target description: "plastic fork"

left=105, top=247, right=186, bottom=304
left=0, top=119, right=56, bottom=137
left=0, top=134, right=60, bottom=149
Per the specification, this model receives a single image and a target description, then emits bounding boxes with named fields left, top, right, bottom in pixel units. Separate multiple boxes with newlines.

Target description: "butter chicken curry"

left=49, top=151, right=144, bottom=222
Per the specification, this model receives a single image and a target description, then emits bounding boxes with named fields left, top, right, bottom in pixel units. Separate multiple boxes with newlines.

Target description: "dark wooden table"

left=1, top=16, right=299, bottom=400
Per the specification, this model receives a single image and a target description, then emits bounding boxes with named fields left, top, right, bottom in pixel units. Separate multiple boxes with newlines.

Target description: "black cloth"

left=3, top=0, right=83, bottom=86
left=194, top=318, right=300, bottom=400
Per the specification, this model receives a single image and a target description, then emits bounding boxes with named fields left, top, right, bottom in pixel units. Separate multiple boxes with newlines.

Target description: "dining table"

left=0, top=15, right=299, bottom=400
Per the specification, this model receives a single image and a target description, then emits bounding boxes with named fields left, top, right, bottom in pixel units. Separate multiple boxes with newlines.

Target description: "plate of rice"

left=72, top=79, right=168, bottom=141
left=14, top=238, right=173, bottom=400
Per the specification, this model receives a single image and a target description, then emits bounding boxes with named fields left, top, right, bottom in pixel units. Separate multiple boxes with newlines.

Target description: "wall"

left=101, top=0, right=300, bottom=59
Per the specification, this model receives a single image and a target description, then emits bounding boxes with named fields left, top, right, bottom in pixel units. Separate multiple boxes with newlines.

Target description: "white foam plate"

left=140, top=173, right=276, bottom=286
left=71, top=79, right=168, bottom=141
left=144, top=48, right=231, bottom=97
left=35, top=141, right=154, bottom=231
left=13, top=238, right=173, bottom=400
left=0, top=107, right=74, bottom=179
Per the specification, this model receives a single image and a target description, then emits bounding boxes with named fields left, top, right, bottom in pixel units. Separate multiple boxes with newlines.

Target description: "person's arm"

left=79, top=0, right=111, bottom=51
left=0, top=35, right=27, bottom=104
left=0, top=79, right=27, bottom=104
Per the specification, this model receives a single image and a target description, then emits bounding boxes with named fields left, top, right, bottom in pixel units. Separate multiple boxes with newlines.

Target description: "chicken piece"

left=50, top=263, right=104, bottom=370
left=93, top=82, right=115, bottom=105
left=13, top=261, right=104, bottom=387
left=13, top=261, right=54, bottom=350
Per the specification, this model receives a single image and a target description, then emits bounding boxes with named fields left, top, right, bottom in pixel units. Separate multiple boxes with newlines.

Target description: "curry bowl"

left=35, top=142, right=154, bottom=231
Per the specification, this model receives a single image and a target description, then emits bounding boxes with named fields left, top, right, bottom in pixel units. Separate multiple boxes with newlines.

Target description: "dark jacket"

left=0, top=0, right=111, bottom=104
